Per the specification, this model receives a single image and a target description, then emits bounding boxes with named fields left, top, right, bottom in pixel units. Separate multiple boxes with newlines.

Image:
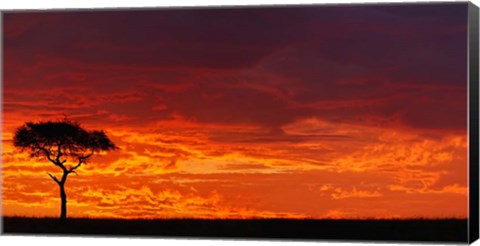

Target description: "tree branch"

left=38, top=145, right=68, bottom=172
left=68, top=150, right=94, bottom=175
left=55, top=143, right=63, bottom=164
left=47, top=172, right=60, bottom=184
left=81, top=149, right=95, bottom=160
left=68, top=159, right=83, bottom=174
left=38, top=146, right=57, bottom=164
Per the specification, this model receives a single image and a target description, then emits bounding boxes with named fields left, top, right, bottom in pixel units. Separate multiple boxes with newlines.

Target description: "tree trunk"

left=58, top=170, right=68, bottom=221
left=59, top=183, right=67, bottom=221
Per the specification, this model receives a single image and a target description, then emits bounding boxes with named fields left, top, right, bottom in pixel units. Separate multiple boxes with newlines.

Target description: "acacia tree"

left=13, top=119, right=117, bottom=220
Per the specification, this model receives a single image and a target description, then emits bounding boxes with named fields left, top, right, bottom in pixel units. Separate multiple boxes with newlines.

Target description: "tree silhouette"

left=13, top=119, right=117, bottom=220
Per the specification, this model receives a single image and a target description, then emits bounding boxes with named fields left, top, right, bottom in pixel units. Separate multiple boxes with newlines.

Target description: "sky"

left=1, top=3, right=470, bottom=219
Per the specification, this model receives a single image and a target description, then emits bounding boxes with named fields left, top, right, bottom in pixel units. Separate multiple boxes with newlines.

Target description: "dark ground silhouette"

left=2, top=217, right=467, bottom=242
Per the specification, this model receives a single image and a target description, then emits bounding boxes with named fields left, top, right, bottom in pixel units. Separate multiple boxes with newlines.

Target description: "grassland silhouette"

left=2, top=217, right=467, bottom=242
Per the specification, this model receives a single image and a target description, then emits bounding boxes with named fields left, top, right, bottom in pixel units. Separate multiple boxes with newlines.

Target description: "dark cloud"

left=4, top=4, right=468, bottom=132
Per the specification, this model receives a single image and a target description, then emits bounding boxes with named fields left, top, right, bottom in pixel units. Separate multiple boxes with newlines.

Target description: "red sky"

left=2, top=3, right=470, bottom=219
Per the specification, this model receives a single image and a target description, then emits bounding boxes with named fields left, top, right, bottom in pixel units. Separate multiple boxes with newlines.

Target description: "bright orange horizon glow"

left=2, top=5, right=469, bottom=219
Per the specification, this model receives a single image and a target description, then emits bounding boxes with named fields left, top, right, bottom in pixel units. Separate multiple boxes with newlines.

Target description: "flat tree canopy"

left=14, top=119, right=117, bottom=162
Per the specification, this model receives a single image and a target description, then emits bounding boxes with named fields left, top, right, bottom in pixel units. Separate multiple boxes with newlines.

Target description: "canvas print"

left=1, top=2, right=478, bottom=243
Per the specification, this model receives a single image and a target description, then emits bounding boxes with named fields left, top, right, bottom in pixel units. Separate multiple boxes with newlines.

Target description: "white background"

left=0, top=0, right=479, bottom=246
